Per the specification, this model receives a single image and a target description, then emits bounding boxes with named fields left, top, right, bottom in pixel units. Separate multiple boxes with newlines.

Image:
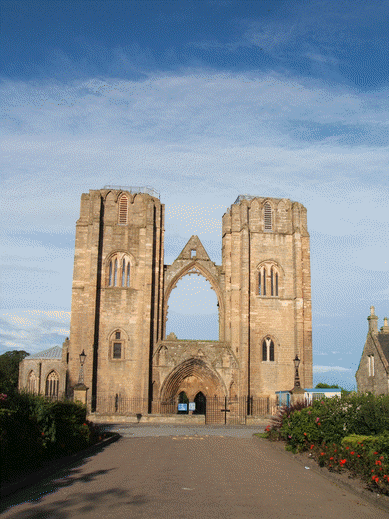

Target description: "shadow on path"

left=0, top=437, right=148, bottom=517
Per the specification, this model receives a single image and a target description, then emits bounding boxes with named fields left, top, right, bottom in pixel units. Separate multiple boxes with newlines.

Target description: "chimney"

left=367, top=306, right=378, bottom=333
left=380, top=316, right=389, bottom=333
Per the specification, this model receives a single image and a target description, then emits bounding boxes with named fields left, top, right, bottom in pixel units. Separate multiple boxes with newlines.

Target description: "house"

left=355, top=306, right=389, bottom=395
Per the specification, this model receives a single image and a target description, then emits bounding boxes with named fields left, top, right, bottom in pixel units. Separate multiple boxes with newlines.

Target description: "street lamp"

left=78, top=349, right=86, bottom=384
left=293, top=354, right=301, bottom=388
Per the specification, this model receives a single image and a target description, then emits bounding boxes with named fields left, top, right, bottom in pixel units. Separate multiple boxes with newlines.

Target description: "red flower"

left=310, top=445, right=314, bottom=449
left=330, top=457, right=334, bottom=460
left=373, top=451, right=378, bottom=455
left=350, top=451, right=354, bottom=455
left=304, top=432, right=307, bottom=436
left=320, top=452, right=325, bottom=456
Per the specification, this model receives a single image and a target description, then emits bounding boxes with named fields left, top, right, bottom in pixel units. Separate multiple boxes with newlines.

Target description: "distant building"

left=18, top=342, right=68, bottom=399
left=355, top=307, right=389, bottom=395
left=19, top=188, right=313, bottom=419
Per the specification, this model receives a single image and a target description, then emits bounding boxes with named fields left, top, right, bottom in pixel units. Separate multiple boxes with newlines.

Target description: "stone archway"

left=160, top=357, right=226, bottom=402
left=163, top=235, right=225, bottom=341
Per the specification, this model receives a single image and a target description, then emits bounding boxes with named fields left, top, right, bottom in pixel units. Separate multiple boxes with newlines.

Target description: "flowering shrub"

left=263, top=392, right=389, bottom=495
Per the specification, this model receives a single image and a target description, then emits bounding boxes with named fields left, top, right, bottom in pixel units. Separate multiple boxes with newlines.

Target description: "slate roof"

left=377, top=333, right=389, bottom=363
left=28, top=345, right=63, bottom=359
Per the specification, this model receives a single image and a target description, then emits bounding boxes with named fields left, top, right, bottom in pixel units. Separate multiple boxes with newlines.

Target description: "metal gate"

left=205, top=396, right=247, bottom=425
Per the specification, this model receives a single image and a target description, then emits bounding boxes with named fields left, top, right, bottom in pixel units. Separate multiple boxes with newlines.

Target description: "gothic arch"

left=259, top=333, right=280, bottom=362
left=160, top=357, right=227, bottom=401
left=163, top=261, right=224, bottom=340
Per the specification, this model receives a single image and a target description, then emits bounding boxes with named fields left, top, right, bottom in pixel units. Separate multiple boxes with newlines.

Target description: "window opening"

left=28, top=371, right=37, bottom=393
left=269, top=341, right=274, bottom=361
left=121, top=259, right=126, bottom=287
left=190, top=249, right=196, bottom=258
left=114, top=259, right=118, bottom=286
left=258, top=271, right=261, bottom=295
left=262, top=338, right=275, bottom=362
left=45, top=371, right=59, bottom=398
left=263, top=269, right=266, bottom=296
left=109, top=261, right=113, bottom=286
left=118, top=195, right=128, bottom=225
left=275, top=272, right=279, bottom=296
left=115, top=331, right=121, bottom=340
left=264, top=202, right=272, bottom=230
left=262, top=341, right=267, bottom=361
left=113, top=343, right=122, bottom=359
left=126, top=263, right=130, bottom=287
left=271, top=268, right=274, bottom=296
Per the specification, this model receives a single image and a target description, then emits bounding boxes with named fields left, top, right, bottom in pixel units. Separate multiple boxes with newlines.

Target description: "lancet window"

left=107, top=253, right=131, bottom=287
left=118, top=194, right=128, bottom=225
left=262, top=337, right=275, bottom=362
left=264, top=202, right=272, bottom=231
left=27, top=370, right=37, bottom=393
left=110, top=329, right=126, bottom=360
left=45, top=371, right=59, bottom=398
left=258, top=263, right=280, bottom=297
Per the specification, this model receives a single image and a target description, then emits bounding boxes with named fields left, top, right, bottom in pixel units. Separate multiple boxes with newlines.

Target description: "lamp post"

left=73, top=349, right=88, bottom=405
left=293, top=354, right=301, bottom=388
left=78, top=349, right=86, bottom=384
left=290, top=354, right=304, bottom=405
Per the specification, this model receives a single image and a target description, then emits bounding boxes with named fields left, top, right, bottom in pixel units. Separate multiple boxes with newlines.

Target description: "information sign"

left=189, top=402, right=195, bottom=411
left=178, top=403, right=187, bottom=411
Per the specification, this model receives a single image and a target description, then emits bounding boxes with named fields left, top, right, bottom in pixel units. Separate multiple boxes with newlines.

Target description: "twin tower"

left=67, top=187, right=312, bottom=413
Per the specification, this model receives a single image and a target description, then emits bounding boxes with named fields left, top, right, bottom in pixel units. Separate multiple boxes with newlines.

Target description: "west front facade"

left=20, top=187, right=313, bottom=417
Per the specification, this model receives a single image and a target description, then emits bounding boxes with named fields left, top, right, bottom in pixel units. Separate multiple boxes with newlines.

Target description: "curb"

left=253, top=436, right=389, bottom=514
left=1, top=433, right=121, bottom=499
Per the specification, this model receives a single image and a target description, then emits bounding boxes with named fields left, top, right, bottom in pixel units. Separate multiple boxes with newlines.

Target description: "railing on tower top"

left=103, top=185, right=160, bottom=199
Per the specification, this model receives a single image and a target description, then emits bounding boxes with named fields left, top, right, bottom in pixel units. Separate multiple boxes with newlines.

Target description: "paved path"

left=103, top=423, right=265, bottom=438
left=1, top=429, right=387, bottom=518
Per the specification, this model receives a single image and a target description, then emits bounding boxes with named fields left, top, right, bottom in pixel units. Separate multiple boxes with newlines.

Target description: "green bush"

left=270, top=393, right=389, bottom=452
left=263, top=393, right=389, bottom=494
left=0, top=392, right=96, bottom=483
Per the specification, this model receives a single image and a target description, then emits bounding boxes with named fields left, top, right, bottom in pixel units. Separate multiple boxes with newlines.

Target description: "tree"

left=0, top=350, right=29, bottom=395
left=315, top=383, right=340, bottom=389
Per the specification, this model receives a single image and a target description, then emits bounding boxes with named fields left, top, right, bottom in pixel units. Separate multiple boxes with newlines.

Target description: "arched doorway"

left=160, top=357, right=226, bottom=404
left=193, top=391, right=206, bottom=415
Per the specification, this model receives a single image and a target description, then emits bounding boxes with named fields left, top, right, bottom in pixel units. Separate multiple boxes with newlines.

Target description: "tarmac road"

left=1, top=426, right=388, bottom=519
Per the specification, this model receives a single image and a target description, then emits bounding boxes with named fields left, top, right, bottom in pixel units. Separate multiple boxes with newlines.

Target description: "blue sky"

left=1, top=0, right=388, bottom=389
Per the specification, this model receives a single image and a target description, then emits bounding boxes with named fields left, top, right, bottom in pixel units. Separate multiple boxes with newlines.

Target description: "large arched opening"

left=163, top=262, right=224, bottom=341
left=165, top=272, right=219, bottom=340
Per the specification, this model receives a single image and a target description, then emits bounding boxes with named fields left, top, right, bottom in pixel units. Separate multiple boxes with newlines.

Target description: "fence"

left=93, top=394, right=277, bottom=423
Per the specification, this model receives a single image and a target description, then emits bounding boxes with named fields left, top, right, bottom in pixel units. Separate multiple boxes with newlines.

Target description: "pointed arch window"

left=264, top=202, right=272, bottom=231
left=118, top=194, right=128, bottom=225
left=110, top=329, right=127, bottom=360
left=107, top=253, right=132, bottom=288
left=258, top=263, right=280, bottom=297
left=27, top=370, right=37, bottom=394
left=262, top=337, right=275, bottom=362
left=45, top=371, right=59, bottom=399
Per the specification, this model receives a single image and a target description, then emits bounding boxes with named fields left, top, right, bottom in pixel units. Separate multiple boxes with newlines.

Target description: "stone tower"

left=67, top=187, right=164, bottom=412
left=221, top=196, right=313, bottom=397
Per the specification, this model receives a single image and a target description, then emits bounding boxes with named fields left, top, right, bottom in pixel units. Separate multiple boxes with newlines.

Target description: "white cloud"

left=313, top=365, right=353, bottom=373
